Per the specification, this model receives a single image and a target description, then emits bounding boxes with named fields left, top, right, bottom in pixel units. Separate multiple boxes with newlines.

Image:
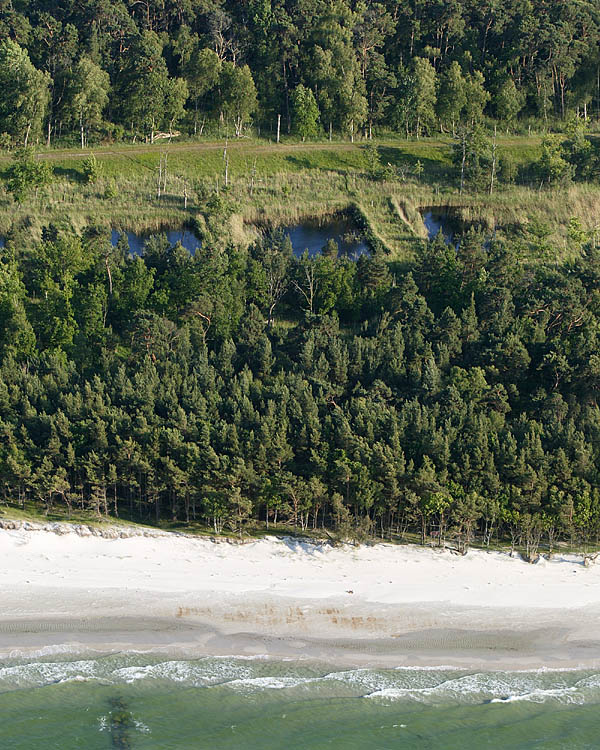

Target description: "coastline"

left=1, top=522, right=600, bottom=670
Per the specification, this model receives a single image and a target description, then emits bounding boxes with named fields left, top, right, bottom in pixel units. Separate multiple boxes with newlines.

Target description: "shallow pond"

left=109, top=218, right=369, bottom=260
left=277, top=218, right=370, bottom=259
left=422, top=211, right=460, bottom=247
left=111, top=228, right=201, bottom=256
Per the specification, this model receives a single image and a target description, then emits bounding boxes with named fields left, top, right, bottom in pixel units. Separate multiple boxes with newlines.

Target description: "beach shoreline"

left=1, top=522, right=600, bottom=671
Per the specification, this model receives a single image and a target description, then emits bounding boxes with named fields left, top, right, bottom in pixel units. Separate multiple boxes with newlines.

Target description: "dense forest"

left=1, top=216, right=600, bottom=557
left=2, top=0, right=600, bottom=147
left=2, top=0, right=600, bottom=557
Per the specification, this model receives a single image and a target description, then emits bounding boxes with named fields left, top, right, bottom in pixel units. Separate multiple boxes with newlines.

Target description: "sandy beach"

left=1, top=522, right=600, bottom=669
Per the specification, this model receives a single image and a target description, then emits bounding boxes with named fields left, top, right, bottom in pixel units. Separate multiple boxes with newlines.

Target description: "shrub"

left=82, top=153, right=102, bottom=184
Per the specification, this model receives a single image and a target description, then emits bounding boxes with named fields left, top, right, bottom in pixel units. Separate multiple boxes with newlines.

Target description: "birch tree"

left=0, top=40, right=51, bottom=146
left=436, top=61, right=466, bottom=135
left=184, top=46, right=221, bottom=134
left=218, top=63, right=258, bottom=137
left=413, top=57, right=437, bottom=138
left=67, top=56, right=110, bottom=148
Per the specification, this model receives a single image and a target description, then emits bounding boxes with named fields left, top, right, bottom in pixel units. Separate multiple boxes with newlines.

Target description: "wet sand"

left=1, top=585, right=600, bottom=670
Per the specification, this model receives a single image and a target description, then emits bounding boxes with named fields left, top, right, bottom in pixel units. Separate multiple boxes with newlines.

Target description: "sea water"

left=0, top=651, right=599, bottom=749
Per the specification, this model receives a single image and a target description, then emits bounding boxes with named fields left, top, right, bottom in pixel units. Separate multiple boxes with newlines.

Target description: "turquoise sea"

left=0, top=651, right=599, bottom=749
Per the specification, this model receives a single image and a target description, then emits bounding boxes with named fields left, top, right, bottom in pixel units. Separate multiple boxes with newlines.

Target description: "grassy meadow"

left=1, top=133, right=599, bottom=260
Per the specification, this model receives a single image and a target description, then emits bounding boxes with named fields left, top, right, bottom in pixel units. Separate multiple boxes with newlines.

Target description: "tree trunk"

left=282, top=58, right=291, bottom=133
left=105, top=252, right=113, bottom=295
left=460, top=134, right=466, bottom=194
left=489, top=124, right=497, bottom=195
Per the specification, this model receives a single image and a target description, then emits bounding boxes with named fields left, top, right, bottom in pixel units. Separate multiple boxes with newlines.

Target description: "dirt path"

left=0, top=138, right=456, bottom=163
left=0, top=135, right=539, bottom=165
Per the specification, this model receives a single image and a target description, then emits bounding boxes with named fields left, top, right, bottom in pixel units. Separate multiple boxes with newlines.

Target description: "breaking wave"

left=0, top=653, right=599, bottom=706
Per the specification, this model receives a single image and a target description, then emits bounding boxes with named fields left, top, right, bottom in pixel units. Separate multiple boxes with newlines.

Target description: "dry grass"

left=1, top=136, right=598, bottom=262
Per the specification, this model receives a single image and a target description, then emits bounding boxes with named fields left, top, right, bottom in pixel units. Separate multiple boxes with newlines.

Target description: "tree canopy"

left=2, top=1, right=600, bottom=145
left=1, top=219, right=600, bottom=558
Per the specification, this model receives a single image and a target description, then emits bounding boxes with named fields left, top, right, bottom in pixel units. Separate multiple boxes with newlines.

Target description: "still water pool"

left=110, top=229, right=201, bottom=256
left=276, top=217, right=370, bottom=259
left=109, top=217, right=370, bottom=261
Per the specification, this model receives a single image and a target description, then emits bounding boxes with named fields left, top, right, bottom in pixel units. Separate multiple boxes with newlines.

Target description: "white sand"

left=1, top=525, right=600, bottom=667
left=0, top=527, right=599, bottom=609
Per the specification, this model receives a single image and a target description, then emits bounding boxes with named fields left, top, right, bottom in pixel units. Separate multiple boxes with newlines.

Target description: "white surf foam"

left=227, top=676, right=316, bottom=690
left=0, top=659, right=99, bottom=689
left=364, top=671, right=587, bottom=705
left=489, top=688, right=580, bottom=704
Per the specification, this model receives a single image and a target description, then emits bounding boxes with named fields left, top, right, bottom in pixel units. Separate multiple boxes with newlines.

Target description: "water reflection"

left=422, top=211, right=460, bottom=247
left=111, top=229, right=201, bottom=256
left=109, top=218, right=370, bottom=261
left=277, top=218, right=370, bottom=260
